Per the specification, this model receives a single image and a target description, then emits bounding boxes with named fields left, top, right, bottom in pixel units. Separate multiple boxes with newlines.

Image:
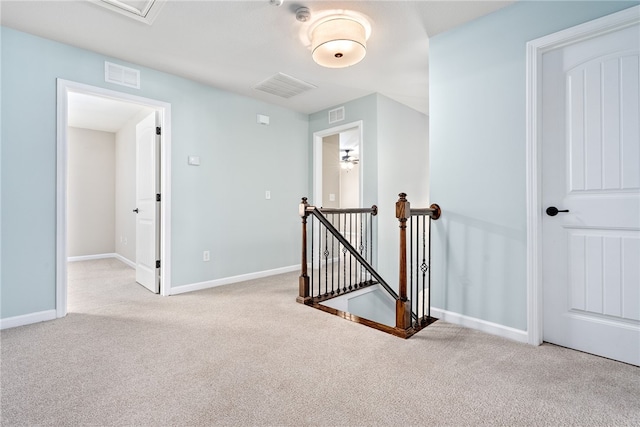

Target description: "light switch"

left=329, top=193, right=336, bottom=202
left=188, top=156, right=200, bottom=166
left=265, top=190, right=271, bottom=200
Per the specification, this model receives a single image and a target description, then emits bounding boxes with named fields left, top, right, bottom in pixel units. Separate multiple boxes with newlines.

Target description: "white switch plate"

left=265, top=190, right=271, bottom=200
left=257, top=114, right=270, bottom=125
left=203, top=251, right=210, bottom=262
left=329, top=193, right=336, bottom=202
left=188, top=156, right=200, bottom=166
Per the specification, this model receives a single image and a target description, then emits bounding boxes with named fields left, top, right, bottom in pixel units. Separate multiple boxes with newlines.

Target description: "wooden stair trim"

left=308, top=301, right=438, bottom=339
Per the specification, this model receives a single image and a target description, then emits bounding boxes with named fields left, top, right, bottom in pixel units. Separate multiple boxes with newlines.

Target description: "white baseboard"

left=113, top=253, right=136, bottom=269
left=68, top=253, right=115, bottom=262
left=430, top=307, right=528, bottom=344
left=0, top=309, right=57, bottom=330
left=68, top=253, right=135, bottom=269
left=171, top=264, right=299, bottom=295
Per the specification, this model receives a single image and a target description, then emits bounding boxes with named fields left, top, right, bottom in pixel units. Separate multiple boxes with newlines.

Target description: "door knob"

left=133, top=208, right=139, bottom=213
left=546, top=206, right=569, bottom=216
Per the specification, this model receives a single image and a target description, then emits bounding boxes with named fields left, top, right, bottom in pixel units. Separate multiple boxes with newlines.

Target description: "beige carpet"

left=1, top=258, right=639, bottom=426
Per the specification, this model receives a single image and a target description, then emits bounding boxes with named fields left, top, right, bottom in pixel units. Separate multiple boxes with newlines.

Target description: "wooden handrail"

left=316, top=206, right=378, bottom=215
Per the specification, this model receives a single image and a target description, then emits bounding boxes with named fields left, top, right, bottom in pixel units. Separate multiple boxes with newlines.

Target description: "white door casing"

left=527, top=6, right=639, bottom=366
left=135, top=112, right=160, bottom=293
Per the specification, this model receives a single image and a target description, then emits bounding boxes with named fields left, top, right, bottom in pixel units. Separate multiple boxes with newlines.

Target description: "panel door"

left=541, top=22, right=639, bottom=365
left=135, top=112, right=160, bottom=293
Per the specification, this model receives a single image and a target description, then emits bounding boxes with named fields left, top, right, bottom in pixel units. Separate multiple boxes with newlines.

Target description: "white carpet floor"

left=1, top=258, right=639, bottom=426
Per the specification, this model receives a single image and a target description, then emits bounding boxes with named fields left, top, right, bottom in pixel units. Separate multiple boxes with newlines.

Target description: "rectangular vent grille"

left=328, top=107, right=345, bottom=124
left=92, top=0, right=166, bottom=25
left=105, top=62, right=140, bottom=89
left=254, top=72, right=317, bottom=99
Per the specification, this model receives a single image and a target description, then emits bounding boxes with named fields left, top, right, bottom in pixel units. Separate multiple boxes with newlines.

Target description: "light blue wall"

left=308, top=93, right=378, bottom=207
left=1, top=27, right=309, bottom=318
left=429, top=1, right=637, bottom=330
left=376, top=95, right=429, bottom=290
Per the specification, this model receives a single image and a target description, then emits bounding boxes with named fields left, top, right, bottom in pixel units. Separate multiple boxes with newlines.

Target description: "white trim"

left=67, top=253, right=136, bottom=269
left=170, top=265, right=299, bottom=295
left=114, top=253, right=136, bottom=269
left=0, top=310, right=57, bottom=330
left=431, top=308, right=528, bottom=344
left=57, top=79, right=172, bottom=319
left=68, top=253, right=115, bottom=262
left=312, top=120, right=363, bottom=207
left=525, top=6, right=640, bottom=346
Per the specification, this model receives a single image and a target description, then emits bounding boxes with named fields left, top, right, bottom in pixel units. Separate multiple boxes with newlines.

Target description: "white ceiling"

left=0, top=0, right=515, bottom=116
left=68, top=92, right=155, bottom=132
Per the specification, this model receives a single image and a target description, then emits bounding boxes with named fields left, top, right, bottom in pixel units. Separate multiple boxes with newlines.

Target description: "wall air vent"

left=105, top=62, right=141, bottom=89
left=328, top=106, right=345, bottom=124
left=91, top=0, right=166, bottom=25
left=253, top=73, right=317, bottom=99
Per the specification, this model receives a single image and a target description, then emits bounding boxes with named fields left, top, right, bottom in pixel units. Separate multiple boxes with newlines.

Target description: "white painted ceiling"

left=67, top=92, right=155, bottom=132
left=0, top=0, right=515, bottom=116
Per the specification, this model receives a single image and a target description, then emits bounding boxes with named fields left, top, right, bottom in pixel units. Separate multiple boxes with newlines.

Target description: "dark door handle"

left=546, top=206, right=569, bottom=217
left=133, top=208, right=139, bottom=213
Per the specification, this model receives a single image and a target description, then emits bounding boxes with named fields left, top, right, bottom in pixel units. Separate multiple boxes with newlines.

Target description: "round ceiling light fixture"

left=309, top=13, right=371, bottom=68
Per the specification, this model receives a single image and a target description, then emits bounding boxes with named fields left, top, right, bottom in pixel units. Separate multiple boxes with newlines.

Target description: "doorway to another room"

left=313, top=120, right=363, bottom=208
left=56, top=80, right=172, bottom=318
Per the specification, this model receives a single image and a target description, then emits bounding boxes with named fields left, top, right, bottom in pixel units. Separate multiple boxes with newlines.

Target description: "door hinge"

left=156, top=127, right=161, bottom=135
left=156, top=193, right=161, bottom=202
left=156, top=260, right=161, bottom=269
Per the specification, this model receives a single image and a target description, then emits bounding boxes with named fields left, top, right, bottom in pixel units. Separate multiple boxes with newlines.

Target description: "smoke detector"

left=296, top=7, right=311, bottom=22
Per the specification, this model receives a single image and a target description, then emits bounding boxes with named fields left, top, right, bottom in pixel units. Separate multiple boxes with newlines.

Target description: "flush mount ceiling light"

left=308, top=13, right=371, bottom=68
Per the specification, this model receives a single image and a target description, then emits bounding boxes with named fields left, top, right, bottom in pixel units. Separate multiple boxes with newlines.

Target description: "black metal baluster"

left=422, top=215, right=429, bottom=323
left=359, top=213, right=364, bottom=287
left=427, top=215, right=432, bottom=320
left=349, top=213, right=353, bottom=290
left=342, top=213, right=347, bottom=293
left=310, top=217, right=314, bottom=298
left=409, top=216, right=414, bottom=326
left=319, top=221, right=324, bottom=298
left=330, top=214, right=335, bottom=295
left=324, top=223, right=329, bottom=296
left=336, top=214, right=341, bottom=294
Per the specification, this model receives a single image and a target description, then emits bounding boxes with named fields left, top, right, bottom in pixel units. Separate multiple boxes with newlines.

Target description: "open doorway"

left=56, top=80, right=172, bottom=318
left=313, top=120, right=363, bottom=208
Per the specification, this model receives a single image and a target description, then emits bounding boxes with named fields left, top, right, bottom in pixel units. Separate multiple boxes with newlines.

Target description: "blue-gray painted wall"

left=429, top=1, right=638, bottom=331
left=1, top=27, right=309, bottom=318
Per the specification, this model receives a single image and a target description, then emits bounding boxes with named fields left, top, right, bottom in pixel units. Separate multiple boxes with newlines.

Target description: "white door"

left=135, top=112, right=160, bottom=293
left=541, top=21, right=640, bottom=365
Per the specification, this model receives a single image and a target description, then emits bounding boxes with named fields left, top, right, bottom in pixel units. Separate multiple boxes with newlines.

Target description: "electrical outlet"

left=203, top=251, right=210, bottom=262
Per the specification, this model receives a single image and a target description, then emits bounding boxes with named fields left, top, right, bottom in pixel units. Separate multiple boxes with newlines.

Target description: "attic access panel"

left=91, top=0, right=166, bottom=25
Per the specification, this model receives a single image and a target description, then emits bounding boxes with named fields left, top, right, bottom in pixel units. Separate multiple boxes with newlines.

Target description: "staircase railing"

left=298, top=193, right=441, bottom=338
left=396, top=192, right=441, bottom=332
left=297, top=199, right=396, bottom=304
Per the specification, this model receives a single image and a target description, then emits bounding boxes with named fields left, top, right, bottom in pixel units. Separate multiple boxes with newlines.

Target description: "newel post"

left=297, top=197, right=311, bottom=304
left=395, top=193, right=411, bottom=330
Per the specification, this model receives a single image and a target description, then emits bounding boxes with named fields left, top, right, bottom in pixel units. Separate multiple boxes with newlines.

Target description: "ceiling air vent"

left=328, top=106, right=345, bottom=124
left=91, top=0, right=166, bottom=25
left=105, top=62, right=140, bottom=89
left=253, top=73, right=317, bottom=99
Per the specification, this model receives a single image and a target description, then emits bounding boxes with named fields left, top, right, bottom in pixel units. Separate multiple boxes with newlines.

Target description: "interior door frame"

left=56, top=79, right=173, bottom=318
left=525, top=5, right=639, bottom=346
left=313, top=120, right=364, bottom=207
